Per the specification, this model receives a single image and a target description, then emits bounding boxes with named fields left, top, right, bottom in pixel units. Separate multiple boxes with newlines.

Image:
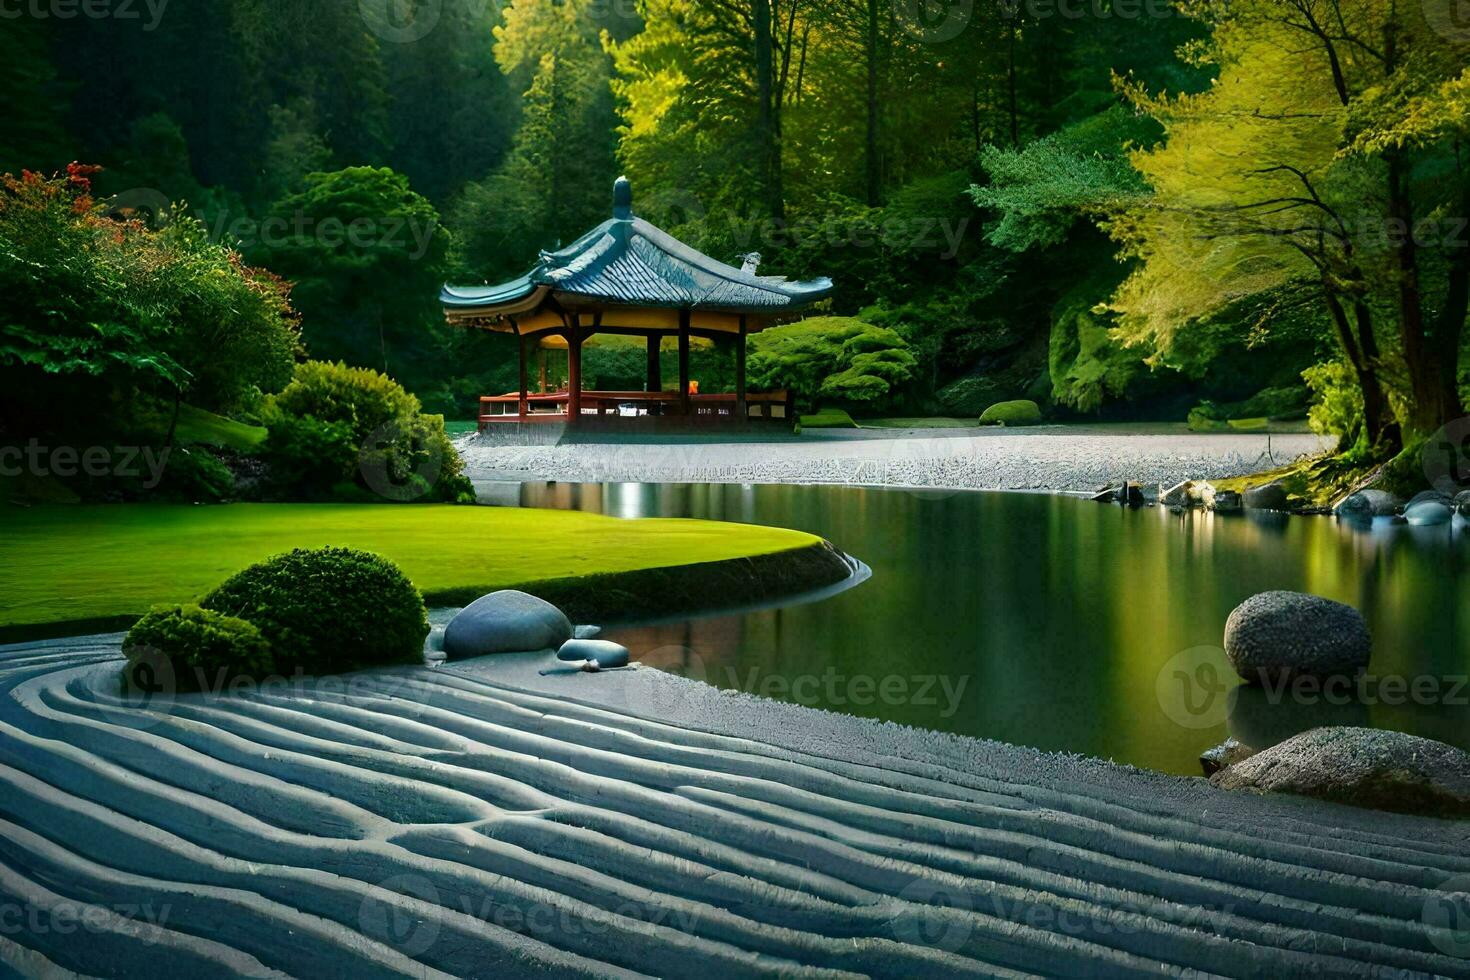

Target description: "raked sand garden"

left=2, top=623, right=1469, bottom=977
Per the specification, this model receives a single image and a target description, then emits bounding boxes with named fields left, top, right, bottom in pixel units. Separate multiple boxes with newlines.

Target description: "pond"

left=495, top=481, right=1469, bottom=775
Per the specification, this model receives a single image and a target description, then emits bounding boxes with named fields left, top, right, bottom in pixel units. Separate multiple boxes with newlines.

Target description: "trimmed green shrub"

left=748, top=317, right=917, bottom=411
left=123, top=604, right=274, bottom=690
left=979, top=399, right=1043, bottom=426
left=202, top=547, right=429, bottom=674
left=799, top=409, right=859, bottom=428
left=261, top=361, right=470, bottom=503
left=1188, top=386, right=1311, bottom=431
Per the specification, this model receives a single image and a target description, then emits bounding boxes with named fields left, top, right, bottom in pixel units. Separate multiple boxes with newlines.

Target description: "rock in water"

left=1406, top=500, right=1453, bottom=525
left=1243, top=481, right=1288, bottom=511
left=1160, top=480, right=1193, bottom=507
left=1199, top=737, right=1255, bottom=777
left=557, top=638, right=630, bottom=668
left=1334, top=488, right=1401, bottom=520
left=1210, top=489, right=1243, bottom=513
left=443, top=590, right=573, bottom=658
left=1404, top=489, right=1454, bottom=526
left=1456, top=489, right=1470, bottom=516
left=1211, top=727, right=1470, bottom=817
left=1223, top=590, right=1370, bottom=685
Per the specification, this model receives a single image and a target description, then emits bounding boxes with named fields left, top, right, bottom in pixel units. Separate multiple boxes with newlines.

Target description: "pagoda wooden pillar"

left=646, top=334, right=661, bottom=393
left=566, top=326, right=583, bottom=424
left=678, top=310, right=691, bottom=416
left=517, top=332, right=529, bottom=420
left=735, top=316, right=748, bottom=422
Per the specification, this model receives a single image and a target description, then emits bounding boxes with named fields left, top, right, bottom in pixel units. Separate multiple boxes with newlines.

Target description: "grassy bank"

left=0, top=503, right=842, bottom=635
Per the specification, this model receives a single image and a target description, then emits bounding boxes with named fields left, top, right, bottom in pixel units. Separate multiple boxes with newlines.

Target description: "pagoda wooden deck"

left=478, top=390, right=794, bottom=430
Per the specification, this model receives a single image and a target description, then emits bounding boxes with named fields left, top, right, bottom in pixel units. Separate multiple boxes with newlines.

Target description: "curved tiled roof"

left=441, top=179, right=832, bottom=315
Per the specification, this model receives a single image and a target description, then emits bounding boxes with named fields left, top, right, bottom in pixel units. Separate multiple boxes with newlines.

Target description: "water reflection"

left=502, top=481, right=1468, bottom=774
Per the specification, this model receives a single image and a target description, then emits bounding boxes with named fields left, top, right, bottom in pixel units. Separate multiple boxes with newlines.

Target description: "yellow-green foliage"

left=748, top=317, right=917, bottom=408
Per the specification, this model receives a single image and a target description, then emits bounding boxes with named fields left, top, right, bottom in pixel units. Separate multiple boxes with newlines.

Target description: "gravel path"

left=459, top=425, right=1331, bottom=493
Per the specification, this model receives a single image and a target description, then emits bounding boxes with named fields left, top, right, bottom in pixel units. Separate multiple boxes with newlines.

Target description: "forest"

left=2, top=0, right=1468, bottom=486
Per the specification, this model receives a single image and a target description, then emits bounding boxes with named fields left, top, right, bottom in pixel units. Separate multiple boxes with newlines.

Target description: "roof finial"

left=613, top=175, right=633, bottom=219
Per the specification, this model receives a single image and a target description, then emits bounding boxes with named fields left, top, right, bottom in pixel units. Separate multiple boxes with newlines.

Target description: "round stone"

left=1335, top=488, right=1401, bottom=520
left=1211, top=727, right=1470, bottom=817
left=1243, top=481, right=1288, bottom=511
left=557, top=638, right=630, bottom=668
left=443, top=590, right=573, bottom=659
left=1223, top=590, right=1370, bottom=685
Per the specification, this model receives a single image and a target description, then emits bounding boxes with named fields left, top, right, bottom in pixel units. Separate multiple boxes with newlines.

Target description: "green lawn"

left=175, top=405, right=268, bottom=451
left=0, top=503, right=821, bottom=631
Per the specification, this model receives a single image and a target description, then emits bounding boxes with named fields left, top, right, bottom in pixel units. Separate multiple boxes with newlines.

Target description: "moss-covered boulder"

left=979, top=400, right=1043, bottom=426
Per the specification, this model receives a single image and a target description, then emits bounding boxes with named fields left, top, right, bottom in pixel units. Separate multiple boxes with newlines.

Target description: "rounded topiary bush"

left=202, top=547, right=429, bottom=674
left=979, top=399, right=1042, bottom=426
left=123, top=604, right=274, bottom=690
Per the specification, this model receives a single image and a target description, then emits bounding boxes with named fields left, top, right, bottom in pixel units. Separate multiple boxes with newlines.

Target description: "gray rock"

left=1160, top=480, right=1194, bottom=507
left=574, top=624, right=603, bottom=639
left=557, top=638, right=630, bottom=668
left=443, top=590, right=573, bottom=658
left=1335, top=488, right=1401, bottom=520
left=1242, top=481, right=1288, bottom=511
left=1405, top=499, right=1453, bottom=525
left=1200, top=737, right=1255, bottom=777
left=1211, top=726, right=1470, bottom=817
left=1404, top=490, right=1454, bottom=526
left=1223, top=591, right=1370, bottom=685
left=1209, top=489, right=1242, bottom=513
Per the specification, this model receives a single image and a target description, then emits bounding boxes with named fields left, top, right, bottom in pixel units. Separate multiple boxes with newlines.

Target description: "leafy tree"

left=0, top=166, right=299, bottom=439
left=255, top=167, right=448, bottom=389
left=1110, top=0, right=1470, bottom=450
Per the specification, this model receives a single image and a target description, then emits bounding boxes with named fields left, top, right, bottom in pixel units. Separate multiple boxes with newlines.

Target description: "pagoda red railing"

left=478, top=390, right=793, bottom=428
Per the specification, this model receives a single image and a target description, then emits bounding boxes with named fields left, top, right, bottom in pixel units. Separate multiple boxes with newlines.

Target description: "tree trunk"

left=1322, top=289, right=1388, bottom=451
left=864, top=0, right=881, bottom=206
left=754, top=0, right=782, bottom=218
left=1385, top=154, right=1459, bottom=437
left=1006, top=14, right=1019, bottom=146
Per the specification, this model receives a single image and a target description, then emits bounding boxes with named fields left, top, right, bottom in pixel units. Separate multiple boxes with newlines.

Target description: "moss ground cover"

left=0, top=503, right=826, bottom=632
